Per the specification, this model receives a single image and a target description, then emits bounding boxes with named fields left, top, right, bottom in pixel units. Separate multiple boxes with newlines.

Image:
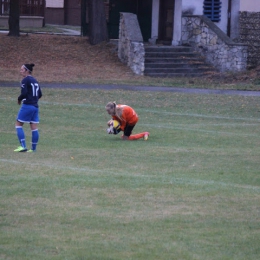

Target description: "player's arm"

left=17, top=83, right=27, bottom=105
left=119, top=119, right=126, bottom=131
left=111, top=113, right=125, bottom=131
left=120, top=108, right=134, bottom=130
left=38, top=86, right=42, bottom=99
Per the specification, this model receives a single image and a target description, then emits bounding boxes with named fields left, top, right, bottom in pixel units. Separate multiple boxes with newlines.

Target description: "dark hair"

left=23, top=63, right=35, bottom=72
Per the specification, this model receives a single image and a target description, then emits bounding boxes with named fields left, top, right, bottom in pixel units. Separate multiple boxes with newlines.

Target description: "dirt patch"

left=208, top=66, right=260, bottom=86
left=0, top=33, right=137, bottom=83
left=0, top=33, right=260, bottom=88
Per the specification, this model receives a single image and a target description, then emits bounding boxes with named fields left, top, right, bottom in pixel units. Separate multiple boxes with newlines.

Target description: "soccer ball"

left=107, top=120, right=121, bottom=134
left=111, top=120, right=120, bottom=129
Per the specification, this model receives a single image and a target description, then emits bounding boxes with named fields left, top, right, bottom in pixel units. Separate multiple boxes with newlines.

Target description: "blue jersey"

left=18, top=76, right=42, bottom=107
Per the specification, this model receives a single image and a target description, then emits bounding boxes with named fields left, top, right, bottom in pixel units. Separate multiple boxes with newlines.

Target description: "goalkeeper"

left=105, top=101, right=149, bottom=140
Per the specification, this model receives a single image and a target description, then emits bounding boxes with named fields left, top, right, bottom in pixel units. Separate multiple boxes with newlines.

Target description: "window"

left=203, top=0, right=221, bottom=22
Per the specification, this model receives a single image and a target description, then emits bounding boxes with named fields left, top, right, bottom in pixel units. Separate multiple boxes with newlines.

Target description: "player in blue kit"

left=14, top=63, right=42, bottom=152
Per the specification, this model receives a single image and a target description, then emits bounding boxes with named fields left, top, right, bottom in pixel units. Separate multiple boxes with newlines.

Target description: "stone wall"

left=239, top=12, right=260, bottom=69
left=118, top=12, right=144, bottom=75
left=182, top=15, right=247, bottom=72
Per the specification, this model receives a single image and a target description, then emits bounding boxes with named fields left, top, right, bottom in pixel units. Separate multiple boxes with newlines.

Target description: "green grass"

left=56, top=77, right=260, bottom=91
left=0, top=87, right=260, bottom=260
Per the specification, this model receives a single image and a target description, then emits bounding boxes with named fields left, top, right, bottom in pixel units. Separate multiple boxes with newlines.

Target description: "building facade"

left=150, top=0, right=241, bottom=45
left=45, top=0, right=81, bottom=26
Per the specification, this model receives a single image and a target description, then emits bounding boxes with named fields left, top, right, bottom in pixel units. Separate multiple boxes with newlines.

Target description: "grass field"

left=0, top=86, right=260, bottom=260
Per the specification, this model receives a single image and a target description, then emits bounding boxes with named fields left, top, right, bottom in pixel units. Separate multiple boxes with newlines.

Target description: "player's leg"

left=121, top=124, right=135, bottom=140
left=128, top=132, right=150, bottom=140
left=29, top=123, right=39, bottom=152
left=14, top=120, right=27, bottom=151
left=122, top=125, right=149, bottom=140
left=14, top=104, right=29, bottom=151
left=28, top=107, right=40, bottom=152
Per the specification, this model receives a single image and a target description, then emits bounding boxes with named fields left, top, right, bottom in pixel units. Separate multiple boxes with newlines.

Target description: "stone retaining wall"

left=118, top=12, right=144, bottom=75
left=182, top=15, right=247, bottom=72
left=239, top=12, right=260, bottom=69
left=0, top=16, right=44, bottom=28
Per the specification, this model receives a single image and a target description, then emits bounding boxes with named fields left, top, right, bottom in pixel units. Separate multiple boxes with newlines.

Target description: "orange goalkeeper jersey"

left=112, top=105, right=138, bottom=130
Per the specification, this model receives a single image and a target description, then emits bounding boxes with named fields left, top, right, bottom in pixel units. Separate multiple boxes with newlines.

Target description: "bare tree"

left=8, top=0, right=20, bottom=36
left=88, top=0, right=108, bottom=45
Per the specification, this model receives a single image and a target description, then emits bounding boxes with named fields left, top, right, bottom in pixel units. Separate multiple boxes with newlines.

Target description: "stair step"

left=144, top=68, right=214, bottom=74
left=144, top=72, right=208, bottom=77
left=144, top=45, right=217, bottom=77
left=145, top=46, right=193, bottom=53
left=145, top=52, right=200, bottom=58
left=145, top=63, right=209, bottom=69
left=145, top=57, right=206, bottom=64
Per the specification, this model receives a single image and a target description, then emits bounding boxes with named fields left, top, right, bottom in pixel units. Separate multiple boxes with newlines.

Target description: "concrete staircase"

left=144, top=45, right=216, bottom=77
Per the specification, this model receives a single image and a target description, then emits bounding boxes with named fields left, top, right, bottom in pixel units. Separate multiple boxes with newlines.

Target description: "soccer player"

left=14, top=63, right=42, bottom=152
left=105, top=101, right=149, bottom=140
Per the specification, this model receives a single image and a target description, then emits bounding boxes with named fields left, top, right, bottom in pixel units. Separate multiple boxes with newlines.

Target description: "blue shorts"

left=17, top=104, right=40, bottom=124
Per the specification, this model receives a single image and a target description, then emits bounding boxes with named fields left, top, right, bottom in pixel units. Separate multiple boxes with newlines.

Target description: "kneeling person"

left=105, top=101, right=149, bottom=140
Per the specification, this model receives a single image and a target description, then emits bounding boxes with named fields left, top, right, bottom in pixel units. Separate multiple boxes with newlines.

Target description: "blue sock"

left=31, top=129, right=39, bottom=151
left=16, top=126, right=26, bottom=148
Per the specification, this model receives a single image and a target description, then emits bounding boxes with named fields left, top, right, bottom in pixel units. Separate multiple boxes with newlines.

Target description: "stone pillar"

left=150, top=0, right=160, bottom=43
left=118, top=13, right=145, bottom=75
left=230, top=0, right=240, bottom=40
left=172, top=0, right=182, bottom=45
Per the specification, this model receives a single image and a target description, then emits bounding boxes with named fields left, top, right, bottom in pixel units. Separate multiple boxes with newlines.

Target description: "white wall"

left=46, top=0, right=64, bottom=8
left=182, top=0, right=203, bottom=15
left=240, top=0, right=260, bottom=12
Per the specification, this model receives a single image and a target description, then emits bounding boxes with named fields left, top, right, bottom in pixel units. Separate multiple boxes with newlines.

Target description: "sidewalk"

left=0, top=24, right=81, bottom=36
left=1, top=81, right=260, bottom=96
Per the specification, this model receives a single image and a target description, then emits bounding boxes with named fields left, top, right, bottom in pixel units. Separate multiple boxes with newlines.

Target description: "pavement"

left=1, top=81, right=260, bottom=96
left=55, top=27, right=80, bottom=36
left=0, top=24, right=81, bottom=36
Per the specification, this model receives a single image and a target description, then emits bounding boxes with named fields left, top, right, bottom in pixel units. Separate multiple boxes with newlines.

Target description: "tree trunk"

left=8, top=0, right=20, bottom=37
left=88, top=0, right=108, bottom=45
